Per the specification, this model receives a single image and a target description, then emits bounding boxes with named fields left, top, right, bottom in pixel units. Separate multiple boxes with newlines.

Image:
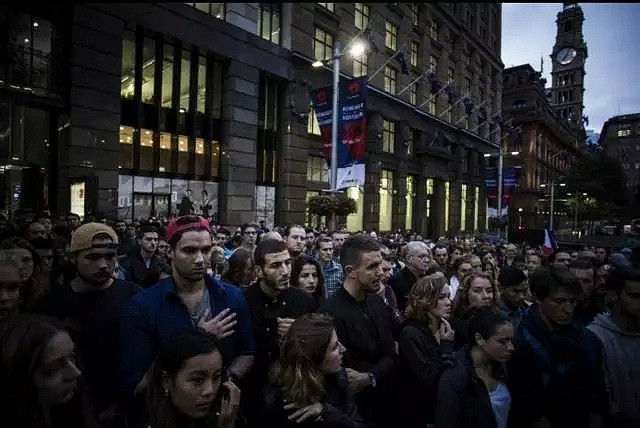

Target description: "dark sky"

left=502, top=3, right=640, bottom=134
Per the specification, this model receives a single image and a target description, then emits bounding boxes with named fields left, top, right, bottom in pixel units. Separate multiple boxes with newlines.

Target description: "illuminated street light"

left=350, top=41, right=366, bottom=57
left=311, top=60, right=324, bottom=68
left=511, top=151, right=520, bottom=156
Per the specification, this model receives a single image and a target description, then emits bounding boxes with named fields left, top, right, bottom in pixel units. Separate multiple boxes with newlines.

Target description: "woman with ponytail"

left=258, top=313, right=367, bottom=427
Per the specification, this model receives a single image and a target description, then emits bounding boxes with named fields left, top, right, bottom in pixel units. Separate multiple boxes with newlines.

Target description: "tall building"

left=289, top=3, right=503, bottom=236
left=0, top=3, right=503, bottom=237
left=600, top=114, right=640, bottom=188
left=502, top=3, right=587, bottom=230
left=549, top=3, right=588, bottom=135
left=502, top=64, right=582, bottom=229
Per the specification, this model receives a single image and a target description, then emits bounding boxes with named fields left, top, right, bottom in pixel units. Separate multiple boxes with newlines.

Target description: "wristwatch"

left=367, top=372, right=377, bottom=388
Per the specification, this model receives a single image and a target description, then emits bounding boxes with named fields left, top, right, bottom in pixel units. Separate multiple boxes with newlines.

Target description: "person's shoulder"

left=114, top=279, right=143, bottom=295
left=128, top=277, right=172, bottom=306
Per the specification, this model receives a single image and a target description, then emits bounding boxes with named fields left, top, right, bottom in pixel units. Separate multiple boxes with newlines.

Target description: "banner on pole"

left=483, top=165, right=522, bottom=210
left=310, top=77, right=368, bottom=190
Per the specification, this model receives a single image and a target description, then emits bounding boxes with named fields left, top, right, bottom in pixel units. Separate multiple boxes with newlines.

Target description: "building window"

left=308, top=107, right=321, bottom=135
left=257, top=74, right=279, bottom=184
left=141, top=37, right=156, bottom=104
left=410, top=84, right=417, bottom=105
left=385, top=21, right=398, bottom=50
left=409, top=129, right=420, bottom=155
left=384, top=66, right=397, bottom=95
left=429, top=20, right=439, bottom=41
left=444, top=181, right=450, bottom=231
left=179, top=50, right=191, bottom=112
left=618, top=129, right=632, bottom=137
left=461, top=184, right=467, bottom=231
left=461, top=148, right=469, bottom=172
left=258, top=3, right=281, bottom=44
left=210, top=140, right=220, bottom=178
left=159, top=132, right=172, bottom=172
left=307, top=156, right=328, bottom=182
left=428, top=97, right=436, bottom=115
left=119, top=125, right=134, bottom=169
left=447, top=66, right=455, bottom=84
left=314, top=27, right=334, bottom=61
left=379, top=169, right=394, bottom=231
left=306, top=191, right=321, bottom=227
left=410, top=41, right=419, bottom=67
left=425, top=178, right=434, bottom=218
left=140, top=128, right=154, bottom=171
left=405, top=175, right=415, bottom=230
left=195, top=138, right=205, bottom=176
left=410, top=3, right=419, bottom=27
left=429, top=54, right=438, bottom=73
left=382, top=120, right=395, bottom=153
left=196, top=55, right=207, bottom=113
left=474, top=186, right=480, bottom=232
left=161, top=43, right=174, bottom=108
left=353, top=54, right=368, bottom=77
left=187, top=3, right=225, bottom=19
left=178, top=135, right=189, bottom=173
left=354, top=3, right=370, bottom=30
left=317, top=3, right=334, bottom=12
left=121, top=32, right=136, bottom=100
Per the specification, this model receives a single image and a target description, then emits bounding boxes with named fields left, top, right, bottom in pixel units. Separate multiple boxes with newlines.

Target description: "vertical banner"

left=501, top=166, right=521, bottom=208
left=310, top=77, right=368, bottom=190
left=484, top=166, right=498, bottom=209
left=309, top=85, right=334, bottom=166
left=337, top=76, right=367, bottom=189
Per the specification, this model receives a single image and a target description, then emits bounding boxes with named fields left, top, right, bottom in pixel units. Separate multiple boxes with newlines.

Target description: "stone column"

left=218, top=61, right=259, bottom=226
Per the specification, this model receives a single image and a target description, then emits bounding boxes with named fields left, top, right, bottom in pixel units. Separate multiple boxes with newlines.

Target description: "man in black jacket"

left=320, top=235, right=397, bottom=428
left=120, top=223, right=162, bottom=288
left=388, top=240, right=431, bottom=312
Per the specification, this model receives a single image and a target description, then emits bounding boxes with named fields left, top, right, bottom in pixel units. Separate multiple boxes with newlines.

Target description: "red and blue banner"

left=310, top=76, right=368, bottom=190
left=483, top=166, right=522, bottom=209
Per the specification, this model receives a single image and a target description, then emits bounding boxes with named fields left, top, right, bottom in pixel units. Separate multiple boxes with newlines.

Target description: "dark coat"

left=435, top=347, right=505, bottom=428
left=257, top=369, right=370, bottom=428
left=121, top=252, right=162, bottom=289
left=388, top=267, right=418, bottom=312
left=396, top=320, right=453, bottom=427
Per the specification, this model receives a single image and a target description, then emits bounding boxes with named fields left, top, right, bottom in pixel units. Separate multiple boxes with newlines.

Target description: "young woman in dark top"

left=1, top=237, right=44, bottom=311
left=290, top=255, right=326, bottom=310
left=140, top=329, right=241, bottom=428
left=0, top=314, right=96, bottom=428
left=397, top=271, right=455, bottom=428
left=222, top=248, right=255, bottom=288
left=450, top=271, right=500, bottom=349
left=259, top=313, right=367, bottom=428
left=436, top=309, right=515, bottom=428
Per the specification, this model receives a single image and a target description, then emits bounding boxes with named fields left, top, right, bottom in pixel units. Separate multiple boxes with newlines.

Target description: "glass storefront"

left=118, top=174, right=219, bottom=222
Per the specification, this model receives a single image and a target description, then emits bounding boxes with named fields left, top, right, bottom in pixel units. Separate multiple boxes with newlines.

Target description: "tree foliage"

left=563, top=145, right=629, bottom=218
left=308, top=193, right=357, bottom=218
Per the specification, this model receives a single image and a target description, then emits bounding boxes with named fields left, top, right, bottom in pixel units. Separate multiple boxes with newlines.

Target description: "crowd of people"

left=0, top=212, right=639, bottom=428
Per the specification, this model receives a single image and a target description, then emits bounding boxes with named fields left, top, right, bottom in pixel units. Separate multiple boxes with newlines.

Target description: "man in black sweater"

left=34, top=223, right=140, bottom=426
left=320, top=235, right=397, bottom=428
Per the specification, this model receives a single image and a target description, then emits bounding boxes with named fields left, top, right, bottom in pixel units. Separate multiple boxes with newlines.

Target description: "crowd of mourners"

left=0, top=211, right=639, bottom=428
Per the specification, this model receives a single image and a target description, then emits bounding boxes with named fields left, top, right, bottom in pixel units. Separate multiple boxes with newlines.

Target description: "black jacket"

left=396, top=320, right=453, bottom=427
left=387, top=267, right=418, bottom=312
left=121, top=252, right=162, bottom=289
left=435, top=347, right=505, bottom=428
left=257, top=369, right=370, bottom=428
left=508, top=305, right=606, bottom=428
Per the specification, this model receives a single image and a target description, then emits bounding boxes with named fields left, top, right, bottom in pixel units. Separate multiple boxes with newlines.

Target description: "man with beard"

left=34, top=223, right=141, bottom=423
left=118, top=216, right=255, bottom=408
left=242, top=238, right=315, bottom=424
left=284, top=224, right=306, bottom=259
left=320, top=235, right=396, bottom=427
left=120, top=223, right=162, bottom=289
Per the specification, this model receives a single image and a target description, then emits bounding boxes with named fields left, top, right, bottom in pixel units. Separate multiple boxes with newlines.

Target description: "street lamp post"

left=497, top=147, right=504, bottom=238
left=330, top=41, right=341, bottom=193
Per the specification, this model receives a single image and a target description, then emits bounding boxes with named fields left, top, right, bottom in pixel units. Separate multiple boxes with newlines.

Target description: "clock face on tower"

left=556, top=47, right=577, bottom=65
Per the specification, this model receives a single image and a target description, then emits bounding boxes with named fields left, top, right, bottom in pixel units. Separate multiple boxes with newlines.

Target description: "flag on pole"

left=543, top=227, right=559, bottom=256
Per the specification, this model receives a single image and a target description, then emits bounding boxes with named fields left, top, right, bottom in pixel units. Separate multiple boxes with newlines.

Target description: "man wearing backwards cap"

left=34, top=222, right=141, bottom=419
left=118, top=215, right=255, bottom=403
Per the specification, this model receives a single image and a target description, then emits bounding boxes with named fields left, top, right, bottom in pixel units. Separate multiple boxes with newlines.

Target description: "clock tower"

left=549, top=3, right=588, bottom=130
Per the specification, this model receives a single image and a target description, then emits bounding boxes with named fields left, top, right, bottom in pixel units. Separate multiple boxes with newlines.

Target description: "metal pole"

left=497, top=141, right=504, bottom=239
left=330, top=41, right=341, bottom=193
left=574, top=197, right=579, bottom=237
left=550, top=179, right=555, bottom=231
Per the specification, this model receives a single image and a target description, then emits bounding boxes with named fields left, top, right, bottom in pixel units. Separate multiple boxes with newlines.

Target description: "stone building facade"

left=0, top=3, right=504, bottom=237
left=600, top=114, right=640, bottom=189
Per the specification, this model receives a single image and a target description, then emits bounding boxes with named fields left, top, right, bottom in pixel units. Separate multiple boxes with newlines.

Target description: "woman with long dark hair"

left=259, top=313, right=366, bottom=427
left=1, top=237, right=43, bottom=310
left=397, top=272, right=455, bottom=428
left=436, top=309, right=514, bottom=428
left=141, top=329, right=241, bottom=428
left=221, top=248, right=255, bottom=288
left=450, top=272, right=500, bottom=349
left=0, top=314, right=95, bottom=428
left=290, top=255, right=326, bottom=310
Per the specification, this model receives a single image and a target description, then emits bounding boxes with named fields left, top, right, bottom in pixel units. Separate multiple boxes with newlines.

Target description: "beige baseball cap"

left=69, top=222, right=119, bottom=252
